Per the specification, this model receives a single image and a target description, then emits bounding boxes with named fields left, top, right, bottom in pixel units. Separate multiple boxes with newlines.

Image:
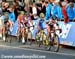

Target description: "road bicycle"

left=2, top=23, right=12, bottom=43
left=17, top=22, right=34, bottom=45
left=36, top=29, right=48, bottom=47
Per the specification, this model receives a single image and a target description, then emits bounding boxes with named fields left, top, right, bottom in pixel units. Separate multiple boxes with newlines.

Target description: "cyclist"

left=46, top=16, right=61, bottom=38
left=36, top=13, right=47, bottom=46
left=17, top=11, right=26, bottom=43
left=17, top=11, right=31, bottom=44
left=46, top=16, right=61, bottom=50
left=38, top=13, right=47, bottom=38
left=38, top=13, right=45, bottom=31
left=2, top=12, right=11, bottom=41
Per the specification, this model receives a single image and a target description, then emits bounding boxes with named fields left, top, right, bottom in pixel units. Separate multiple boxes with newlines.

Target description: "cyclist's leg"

left=17, top=23, right=21, bottom=42
left=45, top=25, right=52, bottom=50
left=2, top=25, right=6, bottom=35
left=46, top=25, right=51, bottom=41
left=22, top=27, right=26, bottom=39
left=21, top=27, right=26, bottom=44
left=2, top=22, right=9, bottom=41
left=17, top=23, right=21, bottom=36
left=2, top=25, right=6, bottom=40
left=8, top=20, right=13, bottom=26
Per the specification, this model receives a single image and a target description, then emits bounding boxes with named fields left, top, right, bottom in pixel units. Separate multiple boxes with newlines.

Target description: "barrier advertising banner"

left=58, top=22, right=75, bottom=46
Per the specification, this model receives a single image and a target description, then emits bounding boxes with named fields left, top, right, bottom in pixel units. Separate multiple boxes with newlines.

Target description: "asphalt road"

left=0, top=46, right=75, bottom=59
left=0, top=38, right=75, bottom=59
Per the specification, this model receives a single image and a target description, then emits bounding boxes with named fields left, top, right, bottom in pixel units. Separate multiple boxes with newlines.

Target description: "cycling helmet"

left=20, top=11, right=25, bottom=14
left=40, top=13, right=45, bottom=18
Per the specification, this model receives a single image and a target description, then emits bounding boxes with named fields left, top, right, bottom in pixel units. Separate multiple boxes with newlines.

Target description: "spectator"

left=16, top=0, right=25, bottom=11
left=41, top=0, right=46, bottom=15
left=45, top=1, right=52, bottom=20
left=61, top=1, right=68, bottom=24
left=36, top=1, right=42, bottom=16
left=36, top=0, right=45, bottom=16
left=29, top=3, right=38, bottom=20
left=51, top=0, right=63, bottom=19
left=29, top=3, right=34, bottom=20
left=66, top=2, right=75, bottom=21
left=2, top=2, right=9, bottom=13
left=32, top=3, right=38, bottom=20
left=12, top=1, right=19, bottom=21
left=0, top=14, right=4, bottom=31
left=8, top=5, right=16, bottom=22
left=2, top=0, right=6, bottom=2
left=0, top=8, right=2, bottom=16
left=24, top=6, right=28, bottom=14
left=68, top=0, right=75, bottom=3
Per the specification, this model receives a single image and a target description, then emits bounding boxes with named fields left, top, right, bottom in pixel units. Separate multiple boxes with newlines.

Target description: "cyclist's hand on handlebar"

left=56, top=29, right=62, bottom=33
left=73, top=18, right=75, bottom=22
left=59, top=29, right=62, bottom=33
left=45, top=21, right=49, bottom=24
left=45, top=20, right=50, bottom=24
left=60, top=18, right=64, bottom=21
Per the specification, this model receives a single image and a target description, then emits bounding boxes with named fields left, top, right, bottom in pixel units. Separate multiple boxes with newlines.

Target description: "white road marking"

left=0, top=45, right=75, bottom=57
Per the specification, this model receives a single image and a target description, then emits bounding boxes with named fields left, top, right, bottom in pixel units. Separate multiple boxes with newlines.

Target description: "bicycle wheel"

left=46, top=37, right=51, bottom=51
left=17, top=34, right=22, bottom=42
left=6, top=30, right=12, bottom=43
left=51, top=35, right=59, bottom=52
left=3, top=29, right=11, bottom=43
left=2, top=33, right=6, bottom=42
left=39, top=36, right=42, bottom=47
left=35, top=32, right=40, bottom=44
left=27, top=32, right=32, bottom=45
left=17, top=29, right=22, bottom=42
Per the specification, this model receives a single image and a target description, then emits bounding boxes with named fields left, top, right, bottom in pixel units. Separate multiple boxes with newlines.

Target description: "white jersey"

left=54, top=23, right=58, bottom=29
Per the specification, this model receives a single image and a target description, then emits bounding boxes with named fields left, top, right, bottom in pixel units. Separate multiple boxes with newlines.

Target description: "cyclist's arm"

left=55, top=23, right=62, bottom=33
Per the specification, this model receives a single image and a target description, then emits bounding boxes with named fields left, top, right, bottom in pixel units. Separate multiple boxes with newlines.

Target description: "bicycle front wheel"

left=51, top=35, right=59, bottom=52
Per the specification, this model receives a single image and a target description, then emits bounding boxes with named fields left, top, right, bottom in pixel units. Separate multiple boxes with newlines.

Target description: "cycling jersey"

left=17, top=14, right=24, bottom=22
left=48, top=21, right=59, bottom=31
left=39, top=19, right=44, bottom=29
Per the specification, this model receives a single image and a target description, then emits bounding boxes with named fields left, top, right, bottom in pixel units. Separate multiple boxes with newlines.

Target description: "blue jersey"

left=39, top=19, right=44, bottom=29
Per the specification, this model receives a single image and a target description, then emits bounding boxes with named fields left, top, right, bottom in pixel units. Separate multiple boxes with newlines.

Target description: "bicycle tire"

left=51, top=35, right=59, bottom=52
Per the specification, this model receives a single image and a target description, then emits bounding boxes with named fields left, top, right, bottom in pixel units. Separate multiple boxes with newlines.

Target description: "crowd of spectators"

left=0, top=0, right=75, bottom=31
left=0, top=0, right=75, bottom=23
